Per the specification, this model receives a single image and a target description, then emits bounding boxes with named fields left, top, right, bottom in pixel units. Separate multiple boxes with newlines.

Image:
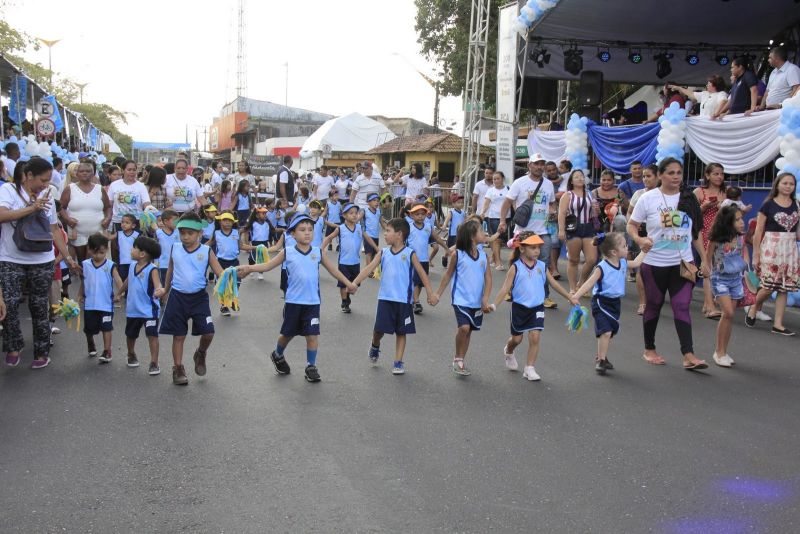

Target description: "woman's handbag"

left=11, top=191, right=53, bottom=253
left=679, top=260, right=698, bottom=283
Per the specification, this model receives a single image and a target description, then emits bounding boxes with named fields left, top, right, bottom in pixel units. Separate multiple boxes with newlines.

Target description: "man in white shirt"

left=498, top=153, right=558, bottom=308
left=312, top=166, right=335, bottom=201
left=2, top=142, right=20, bottom=179
left=760, top=46, right=800, bottom=109
left=470, top=165, right=494, bottom=214
left=210, top=162, right=224, bottom=191
left=277, top=156, right=295, bottom=206
left=350, top=161, right=385, bottom=211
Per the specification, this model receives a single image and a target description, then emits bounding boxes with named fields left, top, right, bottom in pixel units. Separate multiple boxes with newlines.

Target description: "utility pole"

left=236, top=0, right=247, bottom=98
left=283, top=62, right=289, bottom=107
left=36, top=37, right=61, bottom=91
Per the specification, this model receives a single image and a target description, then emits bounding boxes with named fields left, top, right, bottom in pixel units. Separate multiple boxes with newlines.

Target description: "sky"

left=4, top=0, right=465, bottom=147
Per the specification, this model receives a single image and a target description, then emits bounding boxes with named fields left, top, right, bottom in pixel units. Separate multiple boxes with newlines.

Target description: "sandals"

left=684, top=360, right=709, bottom=370
left=642, top=353, right=666, bottom=365
left=704, top=310, right=722, bottom=320
left=637, top=304, right=645, bottom=315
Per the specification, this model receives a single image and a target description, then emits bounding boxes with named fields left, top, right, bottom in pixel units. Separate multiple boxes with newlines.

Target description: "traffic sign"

left=36, top=118, right=56, bottom=137
left=35, top=99, right=55, bottom=118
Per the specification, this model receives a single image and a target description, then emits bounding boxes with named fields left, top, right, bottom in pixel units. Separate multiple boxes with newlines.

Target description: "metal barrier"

left=587, top=148, right=778, bottom=190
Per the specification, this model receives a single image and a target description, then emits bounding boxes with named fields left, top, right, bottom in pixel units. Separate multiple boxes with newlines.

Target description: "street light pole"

left=36, top=38, right=61, bottom=91
left=75, top=82, right=88, bottom=105
left=283, top=62, right=289, bottom=107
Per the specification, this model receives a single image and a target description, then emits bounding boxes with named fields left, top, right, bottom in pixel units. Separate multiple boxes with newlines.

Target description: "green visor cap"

left=175, top=219, right=209, bottom=231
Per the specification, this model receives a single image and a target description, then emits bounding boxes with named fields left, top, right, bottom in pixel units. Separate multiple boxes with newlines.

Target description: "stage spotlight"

left=628, top=49, right=642, bottom=64
left=685, top=51, right=699, bottom=65
left=654, top=52, right=673, bottom=79
left=564, top=46, right=584, bottom=75
left=597, top=49, right=611, bottom=63
left=530, top=45, right=551, bottom=68
left=715, top=53, right=730, bottom=66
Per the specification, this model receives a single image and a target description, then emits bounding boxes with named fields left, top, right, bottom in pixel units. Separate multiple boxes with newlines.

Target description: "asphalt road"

left=1, top=251, right=799, bottom=533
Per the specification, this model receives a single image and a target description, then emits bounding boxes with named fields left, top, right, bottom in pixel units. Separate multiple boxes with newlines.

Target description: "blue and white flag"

left=9, top=75, right=27, bottom=125
left=45, top=95, right=64, bottom=132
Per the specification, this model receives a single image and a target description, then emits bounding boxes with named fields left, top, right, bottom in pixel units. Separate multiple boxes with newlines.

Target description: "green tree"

left=414, top=0, right=498, bottom=113
left=0, top=16, right=129, bottom=154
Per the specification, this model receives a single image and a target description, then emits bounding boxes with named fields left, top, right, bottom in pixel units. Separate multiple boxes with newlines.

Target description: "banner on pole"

left=44, top=96, right=64, bottom=132
left=9, top=75, right=28, bottom=126
left=496, top=3, right=519, bottom=184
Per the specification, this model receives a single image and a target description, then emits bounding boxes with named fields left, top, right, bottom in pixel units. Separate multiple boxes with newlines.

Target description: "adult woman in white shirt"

left=403, top=163, right=428, bottom=205
left=670, top=76, right=728, bottom=117
left=0, top=158, right=78, bottom=369
left=480, top=170, right=510, bottom=269
left=60, top=161, right=111, bottom=262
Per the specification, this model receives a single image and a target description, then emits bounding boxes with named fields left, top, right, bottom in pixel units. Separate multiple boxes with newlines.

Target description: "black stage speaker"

left=578, top=71, right=603, bottom=106
left=520, top=77, right=558, bottom=111
left=579, top=105, right=602, bottom=123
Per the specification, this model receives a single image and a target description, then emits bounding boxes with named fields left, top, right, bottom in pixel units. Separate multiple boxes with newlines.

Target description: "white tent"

left=101, top=132, right=123, bottom=155
left=300, top=112, right=396, bottom=157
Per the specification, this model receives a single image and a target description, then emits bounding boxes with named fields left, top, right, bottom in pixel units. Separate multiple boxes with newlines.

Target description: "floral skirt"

left=758, top=232, right=800, bottom=292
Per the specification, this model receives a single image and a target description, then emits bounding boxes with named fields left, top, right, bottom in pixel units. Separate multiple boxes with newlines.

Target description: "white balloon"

left=784, top=149, right=799, bottom=162
left=776, top=157, right=787, bottom=169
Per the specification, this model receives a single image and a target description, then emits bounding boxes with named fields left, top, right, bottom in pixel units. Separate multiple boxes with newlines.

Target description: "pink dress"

left=219, top=192, right=233, bottom=211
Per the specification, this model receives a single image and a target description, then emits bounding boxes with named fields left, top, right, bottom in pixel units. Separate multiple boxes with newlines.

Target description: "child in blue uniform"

left=440, top=195, right=465, bottom=268
left=354, top=218, right=439, bottom=375
left=243, top=207, right=274, bottom=279
left=234, top=180, right=251, bottom=227
left=491, top=232, right=572, bottom=382
left=406, top=203, right=448, bottom=315
left=434, top=220, right=492, bottom=376
left=362, top=193, right=383, bottom=264
left=324, top=203, right=378, bottom=313
left=159, top=211, right=224, bottom=386
left=107, top=213, right=140, bottom=282
left=570, top=232, right=646, bottom=374
left=120, top=236, right=164, bottom=375
left=267, top=211, right=299, bottom=297
left=324, top=189, right=342, bottom=249
left=155, top=208, right=180, bottom=285
left=200, top=205, right=217, bottom=244
left=238, top=214, right=357, bottom=383
left=80, top=233, right=124, bottom=363
left=308, top=200, right=326, bottom=248
left=206, top=211, right=242, bottom=316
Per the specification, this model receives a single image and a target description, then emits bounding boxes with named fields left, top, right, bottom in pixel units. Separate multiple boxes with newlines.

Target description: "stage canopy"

left=525, top=0, right=800, bottom=85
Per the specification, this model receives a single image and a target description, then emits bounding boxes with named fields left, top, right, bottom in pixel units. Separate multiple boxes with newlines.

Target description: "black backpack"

left=511, top=178, right=544, bottom=227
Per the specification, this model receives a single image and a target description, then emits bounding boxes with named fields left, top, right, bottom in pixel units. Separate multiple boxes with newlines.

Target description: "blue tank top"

left=250, top=220, right=271, bottom=242
left=156, top=228, right=179, bottom=269
left=364, top=207, right=381, bottom=238
left=407, top=222, right=431, bottom=262
left=378, top=246, right=415, bottom=304
left=82, top=258, right=115, bottom=312
left=284, top=245, right=322, bottom=305
left=511, top=258, right=547, bottom=308
left=326, top=200, right=341, bottom=224
left=338, top=223, right=363, bottom=265
left=451, top=248, right=488, bottom=308
left=425, top=213, right=435, bottom=229
left=237, top=193, right=250, bottom=210
left=312, top=217, right=325, bottom=247
left=593, top=258, right=627, bottom=298
left=170, top=243, right=209, bottom=293
left=202, top=220, right=215, bottom=241
left=118, top=230, right=140, bottom=265
left=214, top=229, right=239, bottom=260
left=449, top=209, right=465, bottom=237
left=266, top=210, right=278, bottom=228
left=127, top=263, right=160, bottom=318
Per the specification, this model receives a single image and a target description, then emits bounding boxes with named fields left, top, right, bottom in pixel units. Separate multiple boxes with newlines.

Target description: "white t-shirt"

left=234, top=173, right=256, bottom=189
left=0, top=182, right=57, bottom=264
left=107, top=179, right=150, bottom=223
left=334, top=178, right=351, bottom=199
left=351, top=173, right=385, bottom=209
left=404, top=176, right=429, bottom=201
left=472, top=179, right=492, bottom=212
left=210, top=171, right=223, bottom=189
left=4, top=158, right=17, bottom=180
left=693, top=90, right=728, bottom=117
left=313, top=174, right=335, bottom=200
left=482, top=186, right=509, bottom=218
left=505, top=175, right=556, bottom=234
left=630, top=188, right=694, bottom=267
left=165, top=174, right=203, bottom=213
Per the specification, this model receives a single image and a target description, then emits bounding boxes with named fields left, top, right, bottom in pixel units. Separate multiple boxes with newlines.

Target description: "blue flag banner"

left=45, top=95, right=64, bottom=132
left=89, top=126, right=97, bottom=148
left=9, top=75, right=28, bottom=125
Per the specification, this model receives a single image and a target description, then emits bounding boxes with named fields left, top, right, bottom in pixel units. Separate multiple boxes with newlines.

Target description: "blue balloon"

left=9, top=135, right=17, bottom=142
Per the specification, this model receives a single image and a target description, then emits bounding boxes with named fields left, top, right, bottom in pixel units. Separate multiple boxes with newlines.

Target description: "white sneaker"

left=504, top=346, right=518, bottom=371
left=713, top=352, right=731, bottom=368
left=723, top=354, right=735, bottom=366
left=522, top=366, right=541, bottom=381
left=257, top=273, right=264, bottom=280
left=51, top=326, right=61, bottom=335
